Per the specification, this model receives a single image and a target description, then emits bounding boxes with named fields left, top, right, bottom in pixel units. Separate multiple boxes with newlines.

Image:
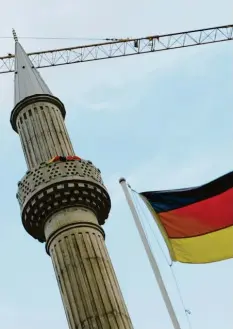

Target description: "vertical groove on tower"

left=95, top=236, right=131, bottom=328
left=62, top=117, right=75, bottom=154
left=20, top=117, right=37, bottom=168
left=29, top=107, right=44, bottom=162
left=48, top=109, right=63, bottom=153
left=51, top=259, right=73, bottom=329
left=54, top=110, right=74, bottom=155
left=48, top=225, right=133, bottom=329
left=18, top=125, right=30, bottom=168
left=16, top=103, right=74, bottom=169
left=41, top=106, right=58, bottom=156
left=34, top=107, right=50, bottom=160
left=43, top=106, right=63, bottom=155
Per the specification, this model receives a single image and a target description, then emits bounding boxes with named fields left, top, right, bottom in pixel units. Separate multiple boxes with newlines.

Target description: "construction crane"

left=0, top=24, right=232, bottom=74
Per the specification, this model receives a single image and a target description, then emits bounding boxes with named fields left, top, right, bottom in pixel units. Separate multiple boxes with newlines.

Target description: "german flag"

left=140, top=172, right=233, bottom=264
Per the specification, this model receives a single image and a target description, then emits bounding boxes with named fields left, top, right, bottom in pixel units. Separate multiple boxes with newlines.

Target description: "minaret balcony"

left=16, top=158, right=111, bottom=242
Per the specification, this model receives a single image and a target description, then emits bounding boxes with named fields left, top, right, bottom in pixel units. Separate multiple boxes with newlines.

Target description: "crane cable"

left=0, top=35, right=121, bottom=41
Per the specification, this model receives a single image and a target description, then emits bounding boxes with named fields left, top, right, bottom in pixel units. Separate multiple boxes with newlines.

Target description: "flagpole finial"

left=119, top=177, right=126, bottom=183
left=12, top=29, right=18, bottom=42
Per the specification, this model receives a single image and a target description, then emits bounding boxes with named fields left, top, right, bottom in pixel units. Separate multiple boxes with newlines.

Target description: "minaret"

left=11, top=31, right=133, bottom=329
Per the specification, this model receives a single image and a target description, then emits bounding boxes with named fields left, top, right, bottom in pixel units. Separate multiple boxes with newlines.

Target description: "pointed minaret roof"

left=13, top=29, right=53, bottom=105
left=11, top=29, right=66, bottom=133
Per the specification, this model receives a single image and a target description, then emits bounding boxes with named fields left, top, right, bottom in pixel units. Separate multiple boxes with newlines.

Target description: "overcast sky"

left=0, top=1, right=233, bottom=328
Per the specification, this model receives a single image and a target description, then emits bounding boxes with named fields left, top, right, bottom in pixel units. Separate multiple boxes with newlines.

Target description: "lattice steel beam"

left=0, top=24, right=232, bottom=74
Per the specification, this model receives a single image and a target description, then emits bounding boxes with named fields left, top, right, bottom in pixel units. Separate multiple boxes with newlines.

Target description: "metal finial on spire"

left=12, top=29, right=18, bottom=42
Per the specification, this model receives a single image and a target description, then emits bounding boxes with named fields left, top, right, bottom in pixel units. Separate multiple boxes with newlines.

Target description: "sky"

left=0, top=0, right=232, bottom=328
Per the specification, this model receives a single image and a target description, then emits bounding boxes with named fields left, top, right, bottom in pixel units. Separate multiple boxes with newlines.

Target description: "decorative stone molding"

left=17, top=159, right=111, bottom=242
left=11, top=94, right=66, bottom=132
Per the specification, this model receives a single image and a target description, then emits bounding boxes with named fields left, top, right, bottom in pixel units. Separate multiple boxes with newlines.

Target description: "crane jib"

left=0, top=23, right=232, bottom=74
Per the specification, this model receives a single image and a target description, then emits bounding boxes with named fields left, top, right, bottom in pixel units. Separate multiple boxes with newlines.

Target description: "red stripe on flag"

left=159, top=187, right=233, bottom=238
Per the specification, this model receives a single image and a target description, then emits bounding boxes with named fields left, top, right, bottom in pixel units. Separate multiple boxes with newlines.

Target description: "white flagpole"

left=119, top=178, right=181, bottom=329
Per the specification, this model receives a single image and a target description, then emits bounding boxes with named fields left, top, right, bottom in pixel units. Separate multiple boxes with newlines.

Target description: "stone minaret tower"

left=11, top=33, right=133, bottom=329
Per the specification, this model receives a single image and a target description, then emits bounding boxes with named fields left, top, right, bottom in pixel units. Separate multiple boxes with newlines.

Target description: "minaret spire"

left=13, top=37, right=52, bottom=106
left=11, top=38, right=134, bottom=329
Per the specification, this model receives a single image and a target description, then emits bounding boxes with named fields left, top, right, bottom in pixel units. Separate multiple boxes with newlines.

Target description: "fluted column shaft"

left=45, top=207, right=134, bottom=329
left=12, top=40, right=134, bottom=329
left=15, top=101, right=74, bottom=169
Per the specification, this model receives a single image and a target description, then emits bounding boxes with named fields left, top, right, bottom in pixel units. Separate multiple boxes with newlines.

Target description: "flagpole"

left=119, top=178, right=181, bottom=329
